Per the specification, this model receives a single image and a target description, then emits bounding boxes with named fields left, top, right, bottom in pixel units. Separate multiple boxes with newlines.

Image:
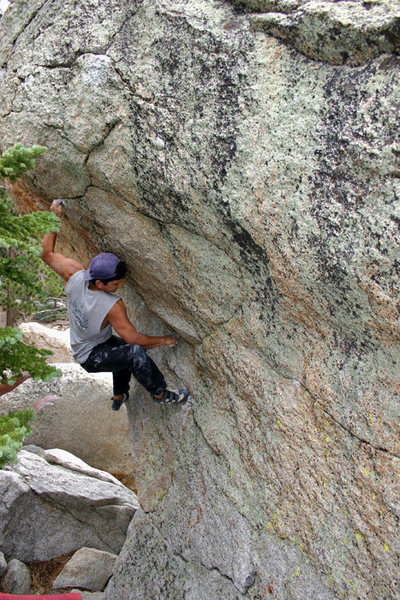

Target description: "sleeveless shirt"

left=65, top=270, right=120, bottom=364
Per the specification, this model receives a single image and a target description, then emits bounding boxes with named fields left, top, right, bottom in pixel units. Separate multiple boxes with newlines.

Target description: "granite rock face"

left=236, top=0, right=400, bottom=65
left=0, top=1, right=399, bottom=599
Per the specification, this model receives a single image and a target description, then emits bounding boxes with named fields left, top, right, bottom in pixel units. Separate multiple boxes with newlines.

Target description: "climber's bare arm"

left=40, top=239, right=84, bottom=284
left=40, top=200, right=84, bottom=284
left=106, top=300, right=177, bottom=349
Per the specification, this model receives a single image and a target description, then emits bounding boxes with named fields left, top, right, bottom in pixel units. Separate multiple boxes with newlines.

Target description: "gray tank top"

left=65, top=270, right=120, bottom=364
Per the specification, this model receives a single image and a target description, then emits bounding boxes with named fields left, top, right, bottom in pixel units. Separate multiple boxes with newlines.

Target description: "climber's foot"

left=153, top=387, right=191, bottom=405
left=111, top=392, right=129, bottom=411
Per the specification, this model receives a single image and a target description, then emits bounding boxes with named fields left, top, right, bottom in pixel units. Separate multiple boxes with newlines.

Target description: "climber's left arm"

left=40, top=200, right=85, bottom=284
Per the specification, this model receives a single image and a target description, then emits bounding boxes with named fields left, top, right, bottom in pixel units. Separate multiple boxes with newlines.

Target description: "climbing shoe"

left=153, top=387, right=191, bottom=405
left=111, top=392, right=129, bottom=411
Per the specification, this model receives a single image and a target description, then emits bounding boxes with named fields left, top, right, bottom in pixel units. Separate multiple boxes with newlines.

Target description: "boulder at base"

left=2, top=363, right=134, bottom=476
left=0, top=449, right=140, bottom=562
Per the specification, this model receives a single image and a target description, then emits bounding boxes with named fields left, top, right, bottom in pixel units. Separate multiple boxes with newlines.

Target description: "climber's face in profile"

left=95, top=278, right=124, bottom=293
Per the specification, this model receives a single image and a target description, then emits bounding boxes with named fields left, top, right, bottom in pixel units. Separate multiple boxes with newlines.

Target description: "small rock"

left=43, top=448, right=123, bottom=485
left=0, top=551, right=7, bottom=577
left=72, top=589, right=105, bottom=600
left=23, top=444, right=46, bottom=458
left=3, top=558, right=31, bottom=594
left=53, top=547, right=117, bottom=591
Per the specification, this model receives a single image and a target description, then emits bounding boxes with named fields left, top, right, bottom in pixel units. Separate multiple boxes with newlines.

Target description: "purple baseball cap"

left=84, top=253, right=121, bottom=281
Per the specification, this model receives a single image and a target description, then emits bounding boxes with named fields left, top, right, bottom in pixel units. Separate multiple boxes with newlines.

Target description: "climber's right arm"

left=40, top=200, right=85, bottom=284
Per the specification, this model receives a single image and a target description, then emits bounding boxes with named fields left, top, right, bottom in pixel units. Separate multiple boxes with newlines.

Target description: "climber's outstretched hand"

left=50, top=199, right=66, bottom=217
left=32, top=395, right=59, bottom=412
left=164, top=335, right=178, bottom=347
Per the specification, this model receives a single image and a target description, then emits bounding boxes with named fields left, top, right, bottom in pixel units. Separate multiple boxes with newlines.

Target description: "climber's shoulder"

left=41, top=248, right=85, bottom=284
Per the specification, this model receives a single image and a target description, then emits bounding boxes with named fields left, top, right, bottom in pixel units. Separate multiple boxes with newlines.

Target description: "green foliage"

left=0, top=141, right=61, bottom=319
left=0, top=407, right=36, bottom=468
left=0, top=240, right=65, bottom=319
left=0, top=144, right=60, bottom=315
left=0, top=143, right=62, bottom=467
left=0, top=142, right=47, bottom=180
left=0, top=188, right=60, bottom=310
left=0, top=327, right=61, bottom=385
left=0, top=186, right=59, bottom=252
left=41, top=264, right=65, bottom=299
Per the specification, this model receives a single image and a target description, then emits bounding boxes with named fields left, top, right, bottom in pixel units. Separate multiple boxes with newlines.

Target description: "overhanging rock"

left=0, top=0, right=399, bottom=598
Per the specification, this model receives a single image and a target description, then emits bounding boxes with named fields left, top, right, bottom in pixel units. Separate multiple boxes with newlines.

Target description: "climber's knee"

left=127, top=344, right=147, bottom=368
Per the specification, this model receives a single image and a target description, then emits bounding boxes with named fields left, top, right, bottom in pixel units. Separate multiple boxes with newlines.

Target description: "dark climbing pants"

left=80, top=335, right=166, bottom=397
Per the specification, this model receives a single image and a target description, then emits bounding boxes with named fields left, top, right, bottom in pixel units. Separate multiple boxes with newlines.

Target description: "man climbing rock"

left=40, top=199, right=190, bottom=411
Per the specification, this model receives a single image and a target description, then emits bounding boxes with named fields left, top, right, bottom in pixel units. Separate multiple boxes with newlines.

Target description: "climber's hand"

left=33, top=395, right=58, bottom=412
left=164, top=335, right=178, bottom=347
left=50, top=199, right=66, bottom=217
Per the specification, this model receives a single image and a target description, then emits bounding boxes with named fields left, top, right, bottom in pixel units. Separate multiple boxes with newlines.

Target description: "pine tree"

left=0, top=143, right=62, bottom=467
left=0, top=406, right=35, bottom=468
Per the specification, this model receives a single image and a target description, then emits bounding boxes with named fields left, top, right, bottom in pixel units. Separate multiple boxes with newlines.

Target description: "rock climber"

left=40, top=199, right=190, bottom=411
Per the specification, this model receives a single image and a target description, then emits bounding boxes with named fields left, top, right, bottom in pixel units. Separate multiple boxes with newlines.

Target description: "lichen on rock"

left=235, top=0, right=400, bottom=65
left=0, top=0, right=399, bottom=599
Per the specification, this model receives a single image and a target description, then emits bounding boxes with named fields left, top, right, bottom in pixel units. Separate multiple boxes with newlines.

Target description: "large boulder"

left=1, top=0, right=399, bottom=599
left=0, top=448, right=140, bottom=562
left=2, top=363, right=134, bottom=476
left=19, top=322, right=72, bottom=363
